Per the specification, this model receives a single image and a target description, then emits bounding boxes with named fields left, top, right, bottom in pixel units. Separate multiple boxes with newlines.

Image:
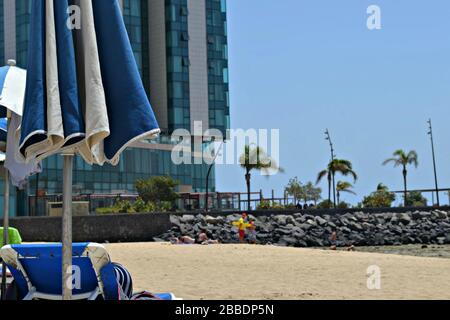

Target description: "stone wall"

left=3, top=209, right=450, bottom=247
left=156, top=210, right=450, bottom=247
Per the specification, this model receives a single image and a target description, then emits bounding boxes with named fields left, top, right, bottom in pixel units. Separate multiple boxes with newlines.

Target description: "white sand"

left=105, top=243, right=450, bottom=300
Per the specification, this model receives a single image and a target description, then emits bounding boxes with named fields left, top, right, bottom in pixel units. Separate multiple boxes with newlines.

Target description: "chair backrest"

left=0, top=243, right=119, bottom=300
left=0, top=227, right=22, bottom=247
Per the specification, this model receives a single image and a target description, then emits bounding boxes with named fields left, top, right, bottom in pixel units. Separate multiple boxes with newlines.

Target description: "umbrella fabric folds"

left=0, top=63, right=40, bottom=188
left=19, top=0, right=160, bottom=165
left=5, top=114, right=42, bottom=189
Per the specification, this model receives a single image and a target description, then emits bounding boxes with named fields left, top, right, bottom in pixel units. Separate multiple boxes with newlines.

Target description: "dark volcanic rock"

left=154, top=210, right=450, bottom=248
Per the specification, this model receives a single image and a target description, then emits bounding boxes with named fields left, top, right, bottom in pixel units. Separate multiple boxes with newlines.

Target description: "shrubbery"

left=405, top=191, right=427, bottom=207
left=96, top=176, right=179, bottom=214
left=95, top=198, right=174, bottom=214
left=257, top=199, right=285, bottom=210
left=135, top=176, right=179, bottom=205
left=362, top=190, right=396, bottom=208
left=317, top=200, right=333, bottom=209
left=337, top=201, right=350, bottom=209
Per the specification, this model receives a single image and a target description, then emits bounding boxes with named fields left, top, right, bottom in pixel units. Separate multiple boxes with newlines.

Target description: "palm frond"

left=382, top=158, right=399, bottom=167
left=407, top=150, right=418, bottom=167
left=316, top=170, right=329, bottom=185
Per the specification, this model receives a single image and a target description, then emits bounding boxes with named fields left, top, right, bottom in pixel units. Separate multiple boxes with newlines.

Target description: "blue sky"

left=216, top=0, right=450, bottom=205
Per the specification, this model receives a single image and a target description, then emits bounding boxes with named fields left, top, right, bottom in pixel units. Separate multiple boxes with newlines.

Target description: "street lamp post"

left=427, top=119, right=440, bottom=207
left=205, top=140, right=224, bottom=212
left=325, top=129, right=337, bottom=208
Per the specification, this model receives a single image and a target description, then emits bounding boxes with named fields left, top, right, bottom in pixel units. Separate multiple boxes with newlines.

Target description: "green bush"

left=116, top=200, right=134, bottom=213
left=257, top=199, right=286, bottom=210
left=363, top=190, right=395, bottom=208
left=405, top=191, right=427, bottom=207
left=337, top=201, right=350, bottom=209
left=133, top=197, right=148, bottom=213
left=96, top=207, right=120, bottom=215
left=96, top=198, right=174, bottom=215
left=158, top=201, right=173, bottom=212
left=284, top=203, right=296, bottom=209
left=135, top=176, right=179, bottom=205
left=257, top=199, right=271, bottom=210
left=317, top=200, right=333, bottom=209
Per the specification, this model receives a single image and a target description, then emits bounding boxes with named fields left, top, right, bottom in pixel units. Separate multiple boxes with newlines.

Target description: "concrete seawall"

left=1, top=213, right=172, bottom=243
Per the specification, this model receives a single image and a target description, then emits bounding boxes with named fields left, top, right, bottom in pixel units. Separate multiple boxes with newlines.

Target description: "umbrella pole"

left=1, top=169, right=10, bottom=300
left=62, top=153, right=74, bottom=300
left=1, top=116, right=10, bottom=300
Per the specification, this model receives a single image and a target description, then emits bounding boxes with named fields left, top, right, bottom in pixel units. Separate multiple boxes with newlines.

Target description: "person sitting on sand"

left=232, top=213, right=251, bottom=243
left=329, top=231, right=356, bottom=251
left=330, top=231, right=337, bottom=250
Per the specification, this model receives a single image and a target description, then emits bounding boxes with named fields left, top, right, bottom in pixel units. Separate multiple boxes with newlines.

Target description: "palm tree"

left=383, top=150, right=418, bottom=207
left=316, top=159, right=357, bottom=208
left=376, top=183, right=389, bottom=192
left=336, top=181, right=356, bottom=205
left=239, top=145, right=282, bottom=211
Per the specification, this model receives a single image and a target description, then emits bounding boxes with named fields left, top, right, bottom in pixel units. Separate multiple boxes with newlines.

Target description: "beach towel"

left=112, top=262, right=133, bottom=300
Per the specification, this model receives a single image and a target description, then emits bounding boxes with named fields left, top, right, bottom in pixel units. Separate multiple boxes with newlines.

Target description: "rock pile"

left=154, top=210, right=450, bottom=247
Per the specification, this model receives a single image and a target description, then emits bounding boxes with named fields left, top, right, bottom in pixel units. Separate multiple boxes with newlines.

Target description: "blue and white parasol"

left=19, top=0, right=161, bottom=299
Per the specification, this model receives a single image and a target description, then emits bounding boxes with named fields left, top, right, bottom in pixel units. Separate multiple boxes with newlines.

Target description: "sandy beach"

left=105, top=243, right=450, bottom=300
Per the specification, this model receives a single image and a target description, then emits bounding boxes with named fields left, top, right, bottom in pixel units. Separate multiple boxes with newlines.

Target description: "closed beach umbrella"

left=20, top=0, right=160, bottom=300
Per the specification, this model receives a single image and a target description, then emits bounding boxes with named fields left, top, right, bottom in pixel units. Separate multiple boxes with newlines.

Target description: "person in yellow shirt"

left=232, top=213, right=251, bottom=243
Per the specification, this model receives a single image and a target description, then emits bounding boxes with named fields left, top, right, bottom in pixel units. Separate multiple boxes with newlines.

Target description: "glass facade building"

left=122, top=0, right=150, bottom=94
left=206, top=0, right=230, bottom=135
left=165, top=0, right=191, bottom=132
left=15, top=0, right=31, bottom=68
left=0, top=0, right=228, bottom=217
left=0, top=0, right=4, bottom=65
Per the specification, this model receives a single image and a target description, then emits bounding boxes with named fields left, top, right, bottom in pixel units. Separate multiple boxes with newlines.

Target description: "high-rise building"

left=0, top=0, right=230, bottom=217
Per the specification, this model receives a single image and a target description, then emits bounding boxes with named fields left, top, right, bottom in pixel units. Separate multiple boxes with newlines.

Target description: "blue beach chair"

left=0, top=243, right=123, bottom=300
left=0, top=243, right=180, bottom=300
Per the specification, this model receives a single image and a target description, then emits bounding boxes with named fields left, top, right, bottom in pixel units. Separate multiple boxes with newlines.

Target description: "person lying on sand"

left=170, top=236, right=196, bottom=245
left=197, top=232, right=219, bottom=245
